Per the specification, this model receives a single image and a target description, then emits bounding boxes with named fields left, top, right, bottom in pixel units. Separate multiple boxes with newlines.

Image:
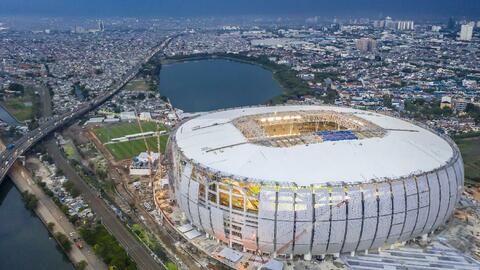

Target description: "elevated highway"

left=0, top=36, right=172, bottom=186
left=0, top=36, right=175, bottom=270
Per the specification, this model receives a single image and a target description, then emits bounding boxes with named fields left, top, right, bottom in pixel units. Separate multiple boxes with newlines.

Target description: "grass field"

left=1, top=86, right=38, bottom=121
left=124, top=79, right=149, bottom=91
left=106, top=136, right=168, bottom=161
left=94, top=121, right=163, bottom=143
left=456, top=136, right=480, bottom=183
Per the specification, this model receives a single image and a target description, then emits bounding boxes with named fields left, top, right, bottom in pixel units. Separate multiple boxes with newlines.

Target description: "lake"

left=159, top=58, right=282, bottom=112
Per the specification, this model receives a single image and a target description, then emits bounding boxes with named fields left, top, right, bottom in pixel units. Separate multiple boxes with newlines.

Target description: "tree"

left=21, top=191, right=38, bottom=211
left=54, top=232, right=72, bottom=252
left=47, top=222, right=55, bottom=231
left=76, top=261, right=88, bottom=270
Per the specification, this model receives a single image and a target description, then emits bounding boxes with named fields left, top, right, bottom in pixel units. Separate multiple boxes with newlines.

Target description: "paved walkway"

left=9, top=162, right=107, bottom=270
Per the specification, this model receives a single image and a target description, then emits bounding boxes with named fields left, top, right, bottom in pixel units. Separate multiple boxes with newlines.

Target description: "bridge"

left=0, top=36, right=172, bottom=186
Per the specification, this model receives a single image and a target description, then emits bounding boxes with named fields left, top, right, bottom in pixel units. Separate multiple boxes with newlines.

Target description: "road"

left=0, top=36, right=173, bottom=185
left=8, top=161, right=107, bottom=270
left=0, top=36, right=176, bottom=270
left=45, top=139, right=162, bottom=270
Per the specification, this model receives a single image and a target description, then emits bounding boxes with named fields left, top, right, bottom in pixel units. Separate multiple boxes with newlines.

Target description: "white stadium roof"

left=174, top=105, right=455, bottom=185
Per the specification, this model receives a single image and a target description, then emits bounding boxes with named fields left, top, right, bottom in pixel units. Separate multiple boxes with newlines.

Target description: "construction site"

left=159, top=104, right=468, bottom=269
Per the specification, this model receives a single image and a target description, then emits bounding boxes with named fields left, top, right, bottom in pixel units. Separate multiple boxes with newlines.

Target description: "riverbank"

left=0, top=141, right=106, bottom=270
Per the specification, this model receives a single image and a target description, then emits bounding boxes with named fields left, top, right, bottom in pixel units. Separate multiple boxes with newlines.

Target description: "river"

left=159, top=58, right=282, bottom=112
left=0, top=178, right=74, bottom=270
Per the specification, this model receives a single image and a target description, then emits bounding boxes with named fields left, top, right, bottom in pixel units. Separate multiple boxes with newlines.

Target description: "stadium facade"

left=169, top=105, right=463, bottom=259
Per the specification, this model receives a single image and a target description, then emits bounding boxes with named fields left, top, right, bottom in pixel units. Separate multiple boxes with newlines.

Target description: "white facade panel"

left=363, top=186, right=377, bottom=218
left=327, top=220, right=346, bottom=253
left=342, top=219, right=362, bottom=252
left=314, top=188, right=330, bottom=221
left=378, top=183, right=392, bottom=216
left=331, top=187, right=347, bottom=220
left=258, top=219, right=275, bottom=253
left=211, top=207, right=226, bottom=241
left=276, top=221, right=294, bottom=253
left=347, top=187, right=363, bottom=219
left=371, top=215, right=391, bottom=248
left=444, top=165, right=458, bottom=223
left=293, top=221, right=312, bottom=254
left=357, top=218, right=376, bottom=250
left=417, top=175, right=429, bottom=208
left=391, top=181, right=405, bottom=214
left=423, top=172, right=440, bottom=234
left=199, top=205, right=214, bottom=235
left=312, top=221, right=329, bottom=254
left=433, top=169, right=450, bottom=230
left=242, top=225, right=258, bottom=250
left=277, top=190, right=295, bottom=221
left=295, top=190, right=313, bottom=221
left=259, top=188, right=276, bottom=220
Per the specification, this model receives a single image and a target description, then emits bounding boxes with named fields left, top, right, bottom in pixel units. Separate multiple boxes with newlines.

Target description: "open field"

left=1, top=86, right=38, bottom=121
left=456, top=136, right=480, bottom=183
left=106, top=136, right=168, bottom=161
left=124, top=79, right=149, bottom=91
left=94, top=121, right=163, bottom=143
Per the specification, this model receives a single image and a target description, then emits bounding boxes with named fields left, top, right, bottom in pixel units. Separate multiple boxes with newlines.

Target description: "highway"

left=0, top=36, right=174, bottom=270
left=0, top=36, right=172, bottom=185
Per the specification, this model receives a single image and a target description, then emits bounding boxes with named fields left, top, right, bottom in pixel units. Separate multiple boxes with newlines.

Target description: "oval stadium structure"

left=169, top=105, right=463, bottom=258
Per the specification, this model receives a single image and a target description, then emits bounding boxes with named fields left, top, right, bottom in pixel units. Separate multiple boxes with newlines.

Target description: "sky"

left=0, top=0, right=479, bottom=19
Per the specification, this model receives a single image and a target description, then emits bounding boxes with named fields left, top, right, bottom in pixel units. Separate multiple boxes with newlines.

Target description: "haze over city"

left=0, top=1, right=480, bottom=270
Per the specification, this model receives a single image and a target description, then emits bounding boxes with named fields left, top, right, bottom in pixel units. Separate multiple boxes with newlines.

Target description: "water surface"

left=0, top=179, right=74, bottom=270
left=159, top=58, right=282, bottom=112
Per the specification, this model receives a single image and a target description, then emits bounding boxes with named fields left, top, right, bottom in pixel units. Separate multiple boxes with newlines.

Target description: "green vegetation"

left=131, top=224, right=157, bottom=250
left=63, top=142, right=78, bottom=159
left=124, top=79, right=150, bottom=91
left=404, top=98, right=452, bottom=119
left=75, top=261, right=88, bottom=270
left=21, top=190, right=38, bottom=211
left=455, top=135, right=480, bottom=183
left=130, top=224, right=178, bottom=270
left=94, top=121, right=163, bottom=143
left=62, top=181, right=80, bottom=198
left=54, top=232, right=72, bottom=252
left=80, top=224, right=137, bottom=270
left=1, top=85, right=39, bottom=121
left=106, top=135, right=168, bottom=161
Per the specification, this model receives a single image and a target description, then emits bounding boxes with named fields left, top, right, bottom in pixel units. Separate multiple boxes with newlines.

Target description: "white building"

left=129, top=152, right=160, bottom=176
left=171, top=105, right=463, bottom=258
left=459, top=24, right=474, bottom=41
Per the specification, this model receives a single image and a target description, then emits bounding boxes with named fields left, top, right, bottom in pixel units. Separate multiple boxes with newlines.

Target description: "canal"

left=159, top=58, right=282, bottom=112
left=0, top=178, right=74, bottom=270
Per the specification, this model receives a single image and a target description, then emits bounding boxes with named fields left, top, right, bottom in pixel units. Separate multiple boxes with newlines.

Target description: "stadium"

left=169, top=105, right=463, bottom=259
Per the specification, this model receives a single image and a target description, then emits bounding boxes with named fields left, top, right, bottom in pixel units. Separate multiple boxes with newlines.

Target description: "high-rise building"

left=459, top=24, right=474, bottom=41
left=97, top=20, right=105, bottom=32
left=356, top=38, right=377, bottom=53
left=396, top=21, right=414, bottom=31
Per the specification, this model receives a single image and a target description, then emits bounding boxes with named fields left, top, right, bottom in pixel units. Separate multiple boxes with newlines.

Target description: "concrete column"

left=350, top=251, right=355, bottom=256
left=333, top=253, right=340, bottom=259
left=364, top=249, right=368, bottom=255
left=273, top=252, right=277, bottom=258
left=304, top=252, right=312, bottom=261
